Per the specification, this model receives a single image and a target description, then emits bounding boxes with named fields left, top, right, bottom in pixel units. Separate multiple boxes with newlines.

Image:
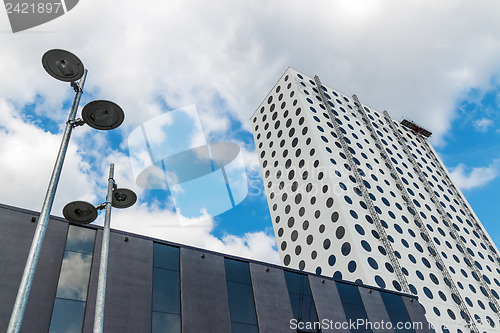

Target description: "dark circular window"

left=422, top=257, right=431, bottom=268
left=326, top=198, right=334, bottom=208
left=409, top=284, right=417, bottom=295
left=368, top=257, right=378, bottom=269
left=447, top=309, right=456, bottom=320
left=306, top=235, right=313, bottom=245
left=331, top=212, right=339, bottom=223
left=355, top=224, right=365, bottom=235
left=302, top=220, right=309, bottom=230
left=336, top=226, right=345, bottom=239
left=341, top=242, right=351, bottom=256
left=423, top=287, right=433, bottom=299
left=393, top=280, right=402, bottom=291
left=306, top=251, right=315, bottom=261
left=375, top=275, right=386, bottom=288
left=348, top=260, right=357, bottom=273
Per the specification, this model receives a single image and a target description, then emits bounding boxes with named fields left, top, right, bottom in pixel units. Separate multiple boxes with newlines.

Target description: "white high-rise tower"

left=251, top=68, right=500, bottom=333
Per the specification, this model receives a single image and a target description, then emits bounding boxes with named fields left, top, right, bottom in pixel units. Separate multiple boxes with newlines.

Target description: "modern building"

left=0, top=203, right=431, bottom=333
left=251, top=68, right=500, bottom=333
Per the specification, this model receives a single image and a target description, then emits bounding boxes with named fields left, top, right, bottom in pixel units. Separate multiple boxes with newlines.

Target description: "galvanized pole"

left=94, top=163, right=114, bottom=333
left=7, top=70, right=88, bottom=333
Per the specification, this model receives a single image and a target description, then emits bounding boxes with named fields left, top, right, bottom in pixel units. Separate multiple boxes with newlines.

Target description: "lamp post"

left=63, top=163, right=137, bottom=333
left=7, top=50, right=125, bottom=333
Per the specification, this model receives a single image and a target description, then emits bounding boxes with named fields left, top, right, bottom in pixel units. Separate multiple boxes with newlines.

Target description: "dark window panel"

left=284, top=271, right=319, bottom=333
left=226, top=281, right=258, bottom=325
left=64, top=225, right=95, bottom=254
left=284, top=270, right=312, bottom=296
left=231, top=322, right=259, bottom=333
left=225, top=258, right=252, bottom=284
left=152, top=311, right=181, bottom=333
left=340, top=302, right=372, bottom=333
left=153, top=267, right=180, bottom=314
left=380, top=293, right=415, bottom=333
left=48, top=298, right=85, bottom=333
left=380, top=292, right=407, bottom=313
left=336, top=282, right=363, bottom=305
left=153, top=243, right=179, bottom=271
left=55, top=251, right=92, bottom=301
left=288, top=293, right=319, bottom=325
left=386, top=311, right=415, bottom=333
left=224, top=258, right=259, bottom=331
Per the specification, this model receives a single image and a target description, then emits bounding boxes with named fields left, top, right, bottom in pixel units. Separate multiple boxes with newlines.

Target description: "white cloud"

left=106, top=203, right=279, bottom=264
left=474, top=118, right=494, bottom=132
left=0, top=98, right=99, bottom=213
left=2, top=0, right=500, bottom=143
left=449, top=160, right=500, bottom=190
left=1, top=0, right=500, bottom=262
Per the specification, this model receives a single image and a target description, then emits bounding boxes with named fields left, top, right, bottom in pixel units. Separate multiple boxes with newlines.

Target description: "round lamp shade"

left=42, top=49, right=85, bottom=82
left=112, top=188, right=137, bottom=209
left=63, top=201, right=98, bottom=224
left=82, top=100, right=124, bottom=130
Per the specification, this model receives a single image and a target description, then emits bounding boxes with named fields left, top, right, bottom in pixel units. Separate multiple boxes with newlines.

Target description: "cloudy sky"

left=1, top=0, right=499, bottom=265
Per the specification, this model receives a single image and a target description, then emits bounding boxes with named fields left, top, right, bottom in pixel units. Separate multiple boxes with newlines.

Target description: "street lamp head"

left=63, top=201, right=98, bottom=224
left=42, top=49, right=85, bottom=82
left=82, top=100, right=125, bottom=130
left=112, top=188, right=137, bottom=209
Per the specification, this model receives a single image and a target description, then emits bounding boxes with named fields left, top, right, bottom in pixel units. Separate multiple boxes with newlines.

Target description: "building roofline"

left=0, top=201, right=418, bottom=300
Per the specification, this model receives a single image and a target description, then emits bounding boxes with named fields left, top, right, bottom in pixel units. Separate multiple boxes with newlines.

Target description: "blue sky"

left=0, top=0, right=499, bottom=264
left=440, top=80, right=500, bottom=245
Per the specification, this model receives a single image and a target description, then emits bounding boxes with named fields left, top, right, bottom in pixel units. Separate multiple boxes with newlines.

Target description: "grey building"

left=0, top=203, right=431, bottom=333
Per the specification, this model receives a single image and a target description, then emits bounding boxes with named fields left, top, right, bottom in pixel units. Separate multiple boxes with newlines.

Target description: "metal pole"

left=94, top=163, right=114, bottom=333
left=7, top=70, right=88, bottom=333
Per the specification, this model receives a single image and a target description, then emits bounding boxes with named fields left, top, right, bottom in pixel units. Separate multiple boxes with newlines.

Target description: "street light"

left=82, top=100, right=125, bottom=131
left=42, top=49, right=85, bottom=82
left=7, top=50, right=124, bottom=333
left=63, top=163, right=136, bottom=333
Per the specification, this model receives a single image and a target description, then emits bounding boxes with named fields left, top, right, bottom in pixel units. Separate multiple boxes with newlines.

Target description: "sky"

left=0, top=0, right=499, bottom=266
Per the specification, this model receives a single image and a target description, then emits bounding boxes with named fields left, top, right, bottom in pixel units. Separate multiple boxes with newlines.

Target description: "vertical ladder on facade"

left=418, top=137, right=500, bottom=269
left=351, top=96, right=477, bottom=331
left=313, top=76, right=410, bottom=294
left=391, top=114, right=500, bottom=321
left=383, top=110, right=499, bottom=330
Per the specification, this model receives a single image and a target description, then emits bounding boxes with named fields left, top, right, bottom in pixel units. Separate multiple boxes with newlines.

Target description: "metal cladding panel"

left=402, top=297, right=435, bottom=333
left=0, top=206, right=68, bottom=333
left=358, top=288, right=394, bottom=333
left=249, top=263, right=294, bottom=333
left=308, top=276, right=350, bottom=333
left=180, top=248, right=231, bottom=333
left=100, top=232, right=153, bottom=333
left=0, top=207, right=39, bottom=331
